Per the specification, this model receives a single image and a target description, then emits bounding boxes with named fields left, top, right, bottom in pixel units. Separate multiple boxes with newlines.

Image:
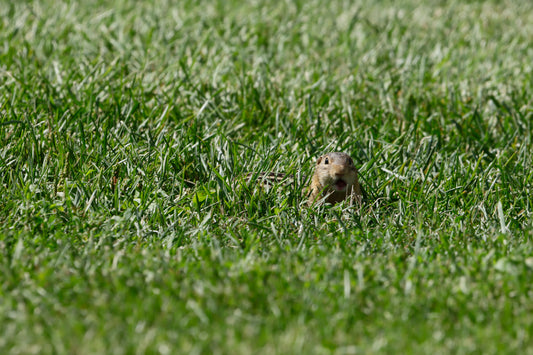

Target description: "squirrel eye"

left=348, top=158, right=353, bottom=165
left=324, top=157, right=329, bottom=164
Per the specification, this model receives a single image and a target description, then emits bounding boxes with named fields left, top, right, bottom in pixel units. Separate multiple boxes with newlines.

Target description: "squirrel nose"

left=333, top=166, right=346, bottom=176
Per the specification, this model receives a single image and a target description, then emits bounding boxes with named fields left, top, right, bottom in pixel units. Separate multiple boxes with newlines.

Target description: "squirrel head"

left=315, top=152, right=358, bottom=192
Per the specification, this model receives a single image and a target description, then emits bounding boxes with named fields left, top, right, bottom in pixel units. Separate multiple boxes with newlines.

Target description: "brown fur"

left=307, top=152, right=362, bottom=206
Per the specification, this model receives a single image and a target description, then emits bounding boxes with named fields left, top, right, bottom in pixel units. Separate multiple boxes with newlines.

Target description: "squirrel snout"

left=332, top=165, right=348, bottom=177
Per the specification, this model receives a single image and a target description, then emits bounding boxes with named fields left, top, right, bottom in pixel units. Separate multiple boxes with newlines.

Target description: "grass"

left=1, top=0, right=533, bottom=353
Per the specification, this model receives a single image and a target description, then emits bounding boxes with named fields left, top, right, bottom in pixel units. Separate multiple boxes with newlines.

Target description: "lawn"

left=1, top=0, right=533, bottom=353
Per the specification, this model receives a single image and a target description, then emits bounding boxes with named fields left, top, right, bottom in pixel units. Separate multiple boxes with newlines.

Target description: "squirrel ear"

left=316, top=156, right=322, bottom=165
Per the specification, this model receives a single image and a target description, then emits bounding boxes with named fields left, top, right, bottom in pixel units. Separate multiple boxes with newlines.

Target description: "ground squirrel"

left=248, top=152, right=363, bottom=206
left=307, top=152, right=362, bottom=206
